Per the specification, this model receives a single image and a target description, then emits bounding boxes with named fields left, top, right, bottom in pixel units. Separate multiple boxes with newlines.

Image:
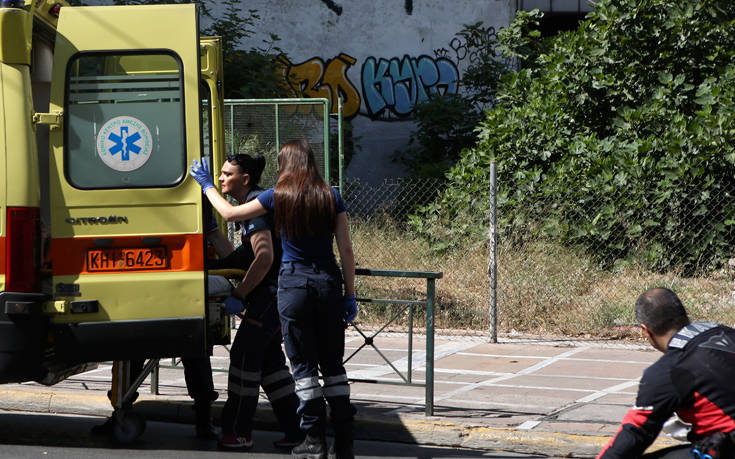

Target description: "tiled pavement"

left=0, top=329, right=684, bottom=457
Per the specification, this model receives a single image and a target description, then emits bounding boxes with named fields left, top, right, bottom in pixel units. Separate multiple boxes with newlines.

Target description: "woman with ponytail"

left=190, top=140, right=357, bottom=459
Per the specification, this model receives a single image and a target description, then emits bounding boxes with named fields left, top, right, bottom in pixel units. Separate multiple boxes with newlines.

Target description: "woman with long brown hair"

left=190, top=139, right=357, bottom=459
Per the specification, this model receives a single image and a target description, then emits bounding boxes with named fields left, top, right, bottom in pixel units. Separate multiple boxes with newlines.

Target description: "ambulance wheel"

left=112, top=411, right=146, bottom=444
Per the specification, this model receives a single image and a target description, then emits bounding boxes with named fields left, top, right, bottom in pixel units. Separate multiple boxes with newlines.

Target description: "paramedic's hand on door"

left=343, top=294, right=358, bottom=324
left=190, top=157, right=215, bottom=193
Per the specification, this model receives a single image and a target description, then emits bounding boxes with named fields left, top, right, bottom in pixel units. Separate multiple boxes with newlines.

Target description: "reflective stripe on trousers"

left=294, top=376, right=323, bottom=401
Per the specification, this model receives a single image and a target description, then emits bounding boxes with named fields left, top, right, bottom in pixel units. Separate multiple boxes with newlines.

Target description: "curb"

left=0, top=387, right=679, bottom=458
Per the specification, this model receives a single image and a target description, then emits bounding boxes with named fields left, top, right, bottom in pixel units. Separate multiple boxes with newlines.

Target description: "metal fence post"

left=489, top=161, right=498, bottom=343
left=229, top=104, right=234, bottom=154
left=338, top=96, right=344, bottom=192
left=150, top=361, right=159, bottom=395
left=324, top=101, right=330, bottom=184
left=425, top=277, right=435, bottom=416
left=274, top=103, right=280, bottom=153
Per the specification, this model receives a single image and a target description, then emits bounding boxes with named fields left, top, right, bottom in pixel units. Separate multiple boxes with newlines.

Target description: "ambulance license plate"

left=86, top=247, right=168, bottom=272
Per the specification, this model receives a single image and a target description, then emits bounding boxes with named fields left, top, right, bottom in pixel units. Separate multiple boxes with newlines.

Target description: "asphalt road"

left=0, top=410, right=563, bottom=458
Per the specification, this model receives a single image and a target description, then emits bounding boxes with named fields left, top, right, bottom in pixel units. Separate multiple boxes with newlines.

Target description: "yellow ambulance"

left=0, top=0, right=228, bottom=433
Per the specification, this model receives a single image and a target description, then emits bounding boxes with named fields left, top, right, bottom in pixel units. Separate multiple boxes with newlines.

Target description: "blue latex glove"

left=343, top=294, right=358, bottom=324
left=189, top=157, right=215, bottom=193
left=222, top=295, right=243, bottom=315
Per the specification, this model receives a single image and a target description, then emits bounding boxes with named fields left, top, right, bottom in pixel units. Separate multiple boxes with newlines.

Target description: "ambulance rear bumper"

left=52, top=317, right=207, bottom=363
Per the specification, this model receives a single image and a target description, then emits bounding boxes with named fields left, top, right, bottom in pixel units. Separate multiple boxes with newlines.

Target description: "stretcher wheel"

left=112, top=411, right=146, bottom=444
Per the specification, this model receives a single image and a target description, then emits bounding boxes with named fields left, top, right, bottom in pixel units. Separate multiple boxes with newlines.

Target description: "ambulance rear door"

left=47, top=4, right=208, bottom=363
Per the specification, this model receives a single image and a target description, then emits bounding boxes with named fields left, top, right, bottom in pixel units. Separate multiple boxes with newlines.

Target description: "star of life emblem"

left=96, top=116, right=153, bottom=172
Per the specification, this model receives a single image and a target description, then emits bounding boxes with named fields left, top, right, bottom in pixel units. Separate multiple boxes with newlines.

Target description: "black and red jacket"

left=598, top=322, right=735, bottom=458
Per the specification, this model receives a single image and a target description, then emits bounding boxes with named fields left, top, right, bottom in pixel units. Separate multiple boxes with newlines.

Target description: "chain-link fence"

left=492, top=182, right=735, bottom=339
left=342, top=177, right=489, bottom=333
left=222, top=100, right=735, bottom=339
left=342, top=176, right=735, bottom=339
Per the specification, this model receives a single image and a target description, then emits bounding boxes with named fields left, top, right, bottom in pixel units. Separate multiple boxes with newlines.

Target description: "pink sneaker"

left=219, top=433, right=253, bottom=449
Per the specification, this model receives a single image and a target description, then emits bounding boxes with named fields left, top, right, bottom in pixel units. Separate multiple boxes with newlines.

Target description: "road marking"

left=517, top=348, right=587, bottom=374
left=457, top=352, right=654, bottom=365
left=575, top=379, right=641, bottom=403
left=347, top=341, right=477, bottom=380
left=517, top=420, right=541, bottom=430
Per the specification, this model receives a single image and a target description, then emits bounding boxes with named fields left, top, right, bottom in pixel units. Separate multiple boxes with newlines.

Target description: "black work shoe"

left=328, top=443, right=354, bottom=459
left=193, top=399, right=217, bottom=440
left=195, top=422, right=218, bottom=440
left=328, top=435, right=355, bottom=459
left=292, top=434, right=327, bottom=459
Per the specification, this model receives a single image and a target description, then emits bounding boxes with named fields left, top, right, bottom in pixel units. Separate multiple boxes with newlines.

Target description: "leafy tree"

left=394, top=22, right=507, bottom=178
left=208, top=0, right=289, bottom=99
left=412, top=0, right=735, bottom=274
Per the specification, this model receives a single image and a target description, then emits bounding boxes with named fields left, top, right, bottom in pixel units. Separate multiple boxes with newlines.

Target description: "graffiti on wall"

left=277, top=53, right=362, bottom=119
left=447, top=26, right=498, bottom=65
left=361, top=54, right=459, bottom=120
left=319, top=0, right=413, bottom=16
left=275, top=51, right=461, bottom=121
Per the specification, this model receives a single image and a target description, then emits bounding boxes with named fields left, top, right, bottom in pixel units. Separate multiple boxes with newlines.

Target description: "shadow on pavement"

left=0, top=411, right=552, bottom=458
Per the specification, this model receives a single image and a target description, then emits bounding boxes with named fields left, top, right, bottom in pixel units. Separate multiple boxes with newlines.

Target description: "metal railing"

left=149, top=267, right=443, bottom=416
left=347, top=268, right=442, bottom=416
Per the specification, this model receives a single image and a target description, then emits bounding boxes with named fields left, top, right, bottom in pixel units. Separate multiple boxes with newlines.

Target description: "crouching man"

left=598, top=287, right=735, bottom=458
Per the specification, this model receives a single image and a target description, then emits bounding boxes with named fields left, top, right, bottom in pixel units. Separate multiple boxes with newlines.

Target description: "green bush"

left=412, top=0, right=735, bottom=274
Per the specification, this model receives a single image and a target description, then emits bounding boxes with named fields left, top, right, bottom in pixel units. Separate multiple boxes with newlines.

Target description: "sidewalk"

left=0, top=330, right=684, bottom=458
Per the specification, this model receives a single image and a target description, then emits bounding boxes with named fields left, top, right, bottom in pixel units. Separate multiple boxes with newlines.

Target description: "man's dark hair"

left=226, top=154, right=266, bottom=187
left=635, top=287, right=690, bottom=335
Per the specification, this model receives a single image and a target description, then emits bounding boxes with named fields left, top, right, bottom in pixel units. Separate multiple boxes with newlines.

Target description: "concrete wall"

left=234, top=0, right=515, bottom=183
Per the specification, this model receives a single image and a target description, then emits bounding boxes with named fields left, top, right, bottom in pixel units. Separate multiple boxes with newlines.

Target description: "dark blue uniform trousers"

left=221, top=283, right=300, bottom=439
left=277, top=261, right=353, bottom=437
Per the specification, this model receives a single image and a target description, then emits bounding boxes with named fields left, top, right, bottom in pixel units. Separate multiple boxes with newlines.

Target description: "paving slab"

left=458, top=343, right=577, bottom=358
left=436, top=354, right=548, bottom=373
left=532, top=358, right=649, bottom=379
left=556, top=403, right=631, bottom=424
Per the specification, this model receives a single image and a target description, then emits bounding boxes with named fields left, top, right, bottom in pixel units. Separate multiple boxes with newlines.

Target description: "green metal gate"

left=224, top=98, right=333, bottom=187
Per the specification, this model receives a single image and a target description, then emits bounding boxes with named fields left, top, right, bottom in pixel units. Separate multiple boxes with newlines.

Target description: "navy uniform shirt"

left=256, top=187, right=346, bottom=264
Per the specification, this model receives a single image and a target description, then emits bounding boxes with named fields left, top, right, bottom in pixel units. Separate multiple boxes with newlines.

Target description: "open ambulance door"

left=46, top=4, right=210, bottom=364
left=200, top=36, right=225, bottom=171
left=199, top=36, right=231, bottom=244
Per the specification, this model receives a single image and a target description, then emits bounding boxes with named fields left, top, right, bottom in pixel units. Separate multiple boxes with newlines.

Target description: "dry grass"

left=348, top=219, right=735, bottom=337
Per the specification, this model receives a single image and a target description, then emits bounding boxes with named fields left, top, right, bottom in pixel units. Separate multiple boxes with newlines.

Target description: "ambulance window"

left=65, top=52, right=185, bottom=189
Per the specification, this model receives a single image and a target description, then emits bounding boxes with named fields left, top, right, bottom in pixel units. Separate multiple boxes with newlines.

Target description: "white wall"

left=234, top=0, right=515, bottom=183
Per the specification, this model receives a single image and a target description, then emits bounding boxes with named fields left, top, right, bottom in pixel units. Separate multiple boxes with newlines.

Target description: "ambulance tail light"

left=6, top=207, right=41, bottom=293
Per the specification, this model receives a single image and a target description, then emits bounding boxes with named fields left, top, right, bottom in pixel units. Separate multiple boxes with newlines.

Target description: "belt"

left=281, top=260, right=338, bottom=273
